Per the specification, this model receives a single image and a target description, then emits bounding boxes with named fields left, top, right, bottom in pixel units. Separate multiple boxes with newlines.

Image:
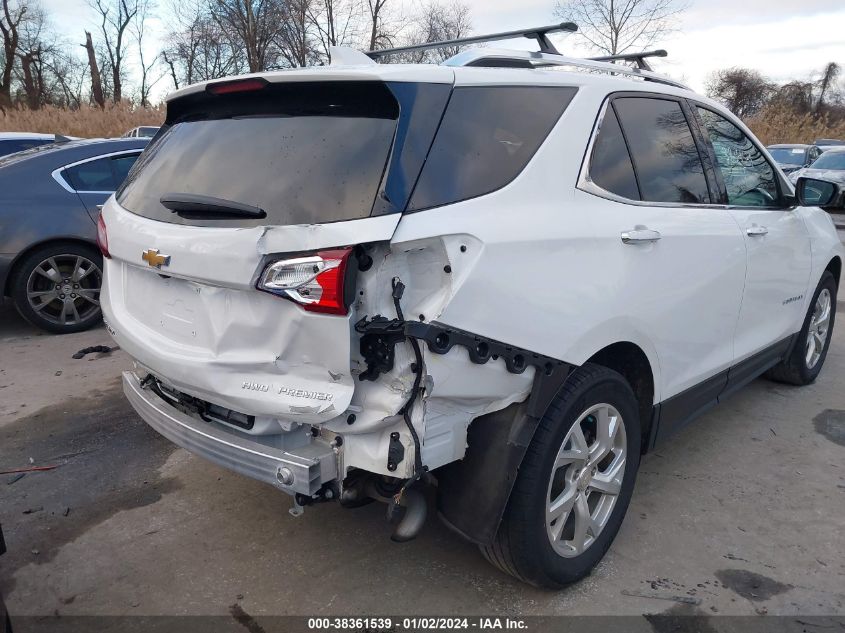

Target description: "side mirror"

left=795, top=177, right=844, bottom=208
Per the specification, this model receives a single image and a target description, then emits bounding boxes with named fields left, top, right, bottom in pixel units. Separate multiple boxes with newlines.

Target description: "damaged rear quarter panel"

left=334, top=234, right=534, bottom=476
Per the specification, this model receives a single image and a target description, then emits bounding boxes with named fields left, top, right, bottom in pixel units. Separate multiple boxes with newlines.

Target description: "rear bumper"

left=123, top=371, right=338, bottom=495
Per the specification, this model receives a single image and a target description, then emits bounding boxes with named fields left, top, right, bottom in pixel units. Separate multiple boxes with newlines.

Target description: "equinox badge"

left=141, top=249, right=170, bottom=268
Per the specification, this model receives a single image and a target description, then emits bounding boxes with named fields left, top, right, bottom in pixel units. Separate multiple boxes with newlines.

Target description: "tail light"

left=97, top=213, right=111, bottom=258
left=257, top=247, right=353, bottom=315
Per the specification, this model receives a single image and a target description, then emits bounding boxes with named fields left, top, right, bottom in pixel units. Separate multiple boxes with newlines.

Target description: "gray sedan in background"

left=788, top=147, right=845, bottom=185
left=0, top=137, right=148, bottom=333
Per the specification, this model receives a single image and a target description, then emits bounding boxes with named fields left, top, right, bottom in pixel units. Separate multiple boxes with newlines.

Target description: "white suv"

left=99, top=29, right=843, bottom=588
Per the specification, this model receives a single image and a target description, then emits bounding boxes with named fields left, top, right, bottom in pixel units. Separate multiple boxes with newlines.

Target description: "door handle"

left=621, top=226, right=661, bottom=244
left=746, top=225, right=768, bottom=237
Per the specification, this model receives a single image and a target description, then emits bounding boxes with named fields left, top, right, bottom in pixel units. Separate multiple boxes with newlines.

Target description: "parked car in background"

left=122, top=126, right=160, bottom=138
left=768, top=143, right=822, bottom=174
left=0, top=132, right=77, bottom=157
left=789, top=147, right=845, bottom=185
left=815, top=138, right=845, bottom=151
left=0, top=137, right=148, bottom=333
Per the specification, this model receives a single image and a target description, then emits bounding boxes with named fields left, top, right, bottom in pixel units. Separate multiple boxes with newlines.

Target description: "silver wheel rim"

left=546, top=403, right=627, bottom=558
left=25, top=254, right=102, bottom=327
left=806, top=288, right=831, bottom=370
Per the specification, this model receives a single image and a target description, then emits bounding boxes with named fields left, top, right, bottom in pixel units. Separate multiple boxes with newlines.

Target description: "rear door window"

left=111, top=154, right=139, bottom=186
left=407, top=86, right=577, bottom=211
left=63, top=153, right=140, bottom=192
left=64, top=157, right=116, bottom=191
left=613, top=97, right=710, bottom=204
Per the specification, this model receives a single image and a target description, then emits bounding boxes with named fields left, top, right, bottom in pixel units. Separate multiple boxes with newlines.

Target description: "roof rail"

left=366, top=22, right=577, bottom=59
left=589, top=49, right=667, bottom=72
left=443, top=48, right=689, bottom=90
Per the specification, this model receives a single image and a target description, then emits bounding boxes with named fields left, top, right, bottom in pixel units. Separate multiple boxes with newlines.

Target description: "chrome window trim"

left=576, top=95, right=789, bottom=211
left=51, top=149, right=142, bottom=195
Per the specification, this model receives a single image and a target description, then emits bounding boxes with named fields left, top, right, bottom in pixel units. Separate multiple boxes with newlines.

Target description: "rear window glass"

left=407, top=86, right=577, bottom=211
left=614, top=97, right=710, bottom=204
left=117, top=82, right=400, bottom=228
left=768, top=147, right=806, bottom=165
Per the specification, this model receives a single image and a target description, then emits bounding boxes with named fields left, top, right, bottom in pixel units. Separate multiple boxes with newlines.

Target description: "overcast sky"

left=42, top=0, right=845, bottom=101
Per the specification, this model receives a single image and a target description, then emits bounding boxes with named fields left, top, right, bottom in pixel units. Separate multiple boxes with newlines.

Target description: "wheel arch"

left=585, top=342, right=655, bottom=454
left=825, top=255, right=841, bottom=289
left=3, top=237, right=99, bottom=297
left=436, top=340, right=656, bottom=545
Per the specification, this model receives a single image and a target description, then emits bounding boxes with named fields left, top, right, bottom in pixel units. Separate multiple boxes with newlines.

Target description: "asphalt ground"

left=1, top=298, right=843, bottom=629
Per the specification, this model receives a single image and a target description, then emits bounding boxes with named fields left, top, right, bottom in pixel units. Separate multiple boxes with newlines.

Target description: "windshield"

left=768, top=147, right=806, bottom=165
left=810, top=152, right=845, bottom=170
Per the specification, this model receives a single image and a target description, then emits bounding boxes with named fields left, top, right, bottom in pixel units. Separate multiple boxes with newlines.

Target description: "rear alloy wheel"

left=11, top=243, right=103, bottom=334
left=546, top=403, right=627, bottom=558
left=481, top=364, right=641, bottom=588
left=766, top=271, right=837, bottom=386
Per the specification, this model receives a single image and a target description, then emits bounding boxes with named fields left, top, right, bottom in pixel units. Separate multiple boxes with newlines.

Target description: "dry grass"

left=2, top=100, right=844, bottom=148
left=747, top=104, right=845, bottom=146
left=0, top=102, right=165, bottom=138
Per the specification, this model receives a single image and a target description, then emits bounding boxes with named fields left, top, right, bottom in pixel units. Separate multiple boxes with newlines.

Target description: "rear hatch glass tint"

left=117, top=82, right=402, bottom=228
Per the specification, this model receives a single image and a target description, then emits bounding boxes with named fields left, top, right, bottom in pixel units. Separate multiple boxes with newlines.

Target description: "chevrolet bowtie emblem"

left=141, top=249, right=170, bottom=268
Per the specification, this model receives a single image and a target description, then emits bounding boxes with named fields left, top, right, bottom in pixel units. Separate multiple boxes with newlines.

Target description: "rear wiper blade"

left=159, top=193, right=266, bottom=220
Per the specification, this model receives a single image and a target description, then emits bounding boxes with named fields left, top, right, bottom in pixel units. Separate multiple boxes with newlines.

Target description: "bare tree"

left=365, top=0, right=395, bottom=51
left=309, top=0, right=362, bottom=62
left=769, top=80, right=815, bottom=116
left=43, top=45, right=88, bottom=108
left=553, top=0, right=683, bottom=55
left=0, top=0, right=28, bottom=108
left=816, top=62, right=841, bottom=113
left=163, top=2, right=242, bottom=89
left=11, top=0, right=43, bottom=108
left=89, top=0, right=140, bottom=103
left=402, top=0, right=470, bottom=63
left=706, top=67, right=774, bottom=119
left=133, top=0, right=161, bottom=105
left=276, top=0, right=313, bottom=67
left=82, top=30, right=105, bottom=107
left=211, top=0, right=286, bottom=73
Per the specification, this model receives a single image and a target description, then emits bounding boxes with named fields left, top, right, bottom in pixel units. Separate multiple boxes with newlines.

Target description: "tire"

left=765, top=271, right=837, bottom=386
left=10, top=242, right=104, bottom=334
left=481, top=363, right=641, bottom=588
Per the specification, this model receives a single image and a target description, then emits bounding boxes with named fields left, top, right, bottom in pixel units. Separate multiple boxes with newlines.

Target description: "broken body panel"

left=103, top=58, right=845, bottom=547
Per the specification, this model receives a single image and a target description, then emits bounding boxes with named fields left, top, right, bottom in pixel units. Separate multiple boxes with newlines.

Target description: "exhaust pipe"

left=341, top=476, right=428, bottom=541
left=389, top=488, right=427, bottom=542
